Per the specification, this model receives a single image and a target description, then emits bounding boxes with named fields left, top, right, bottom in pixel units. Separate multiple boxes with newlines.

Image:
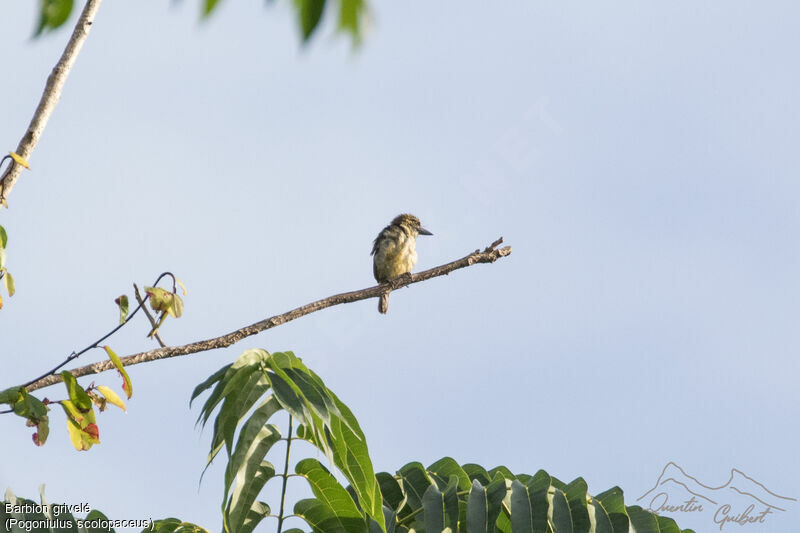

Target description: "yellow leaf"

left=3, top=270, right=15, bottom=297
left=9, top=152, right=30, bottom=169
left=168, top=293, right=184, bottom=318
left=61, top=400, right=99, bottom=451
left=176, top=277, right=188, bottom=295
left=96, top=385, right=126, bottom=412
left=145, top=286, right=173, bottom=313
left=65, top=417, right=88, bottom=450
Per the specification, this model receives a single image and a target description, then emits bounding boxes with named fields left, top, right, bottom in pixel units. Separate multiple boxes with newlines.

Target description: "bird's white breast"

left=375, top=231, right=417, bottom=279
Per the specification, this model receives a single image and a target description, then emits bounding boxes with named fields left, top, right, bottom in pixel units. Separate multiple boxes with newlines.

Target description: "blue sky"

left=1, top=1, right=798, bottom=531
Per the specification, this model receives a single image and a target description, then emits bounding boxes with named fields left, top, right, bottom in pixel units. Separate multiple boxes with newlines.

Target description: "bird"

left=371, top=214, right=432, bottom=314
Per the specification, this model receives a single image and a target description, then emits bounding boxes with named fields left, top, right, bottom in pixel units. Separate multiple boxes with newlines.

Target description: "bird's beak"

left=418, top=227, right=433, bottom=236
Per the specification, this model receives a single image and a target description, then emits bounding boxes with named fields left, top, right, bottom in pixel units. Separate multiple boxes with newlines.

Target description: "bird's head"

left=393, top=214, right=433, bottom=237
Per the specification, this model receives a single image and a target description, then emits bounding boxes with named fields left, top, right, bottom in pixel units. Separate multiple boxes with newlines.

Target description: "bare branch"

left=24, top=239, right=512, bottom=392
left=0, top=0, right=103, bottom=205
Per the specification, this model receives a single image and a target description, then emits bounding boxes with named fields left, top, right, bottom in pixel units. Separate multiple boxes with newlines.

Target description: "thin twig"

left=0, top=0, right=104, bottom=205
left=19, top=272, right=173, bottom=388
left=134, top=283, right=166, bottom=348
left=22, top=239, right=512, bottom=392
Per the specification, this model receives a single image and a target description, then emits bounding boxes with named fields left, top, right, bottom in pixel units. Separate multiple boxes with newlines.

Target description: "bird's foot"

left=389, top=272, right=412, bottom=289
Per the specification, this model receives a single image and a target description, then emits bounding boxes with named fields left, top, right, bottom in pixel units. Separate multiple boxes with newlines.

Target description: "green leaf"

left=202, top=0, right=222, bottom=17
left=465, top=475, right=507, bottom=533
left=551, top=488, right=574, bottom=533
left=36, top=0, right=75, bottom=35
left=338, top=0, right=364, bottom=43
left=369, top=506, right=396, bottom=533
left=376, top=473, right=405, bottom=512
left=224, top=461, right=276, bottom=533
left=0, top=225, right=7, bottom=248
left=191, top=363, right=231, bottom=408
left=509, top=481, right=532, bottom=533
left=527, top=470, right=551, bottom=493
left=115, top=294, right=129, bottom=324
left=222, top=421, right=280, bottom=530
left=103, top=345, right=132, bottom=399
left=9, top=390, right=49, bottom=446
left=626, top=505, right=660, bottom=533
left=264, top=370, right=306, bottom=421
left=462, top=464, right=492, bottom=486
left=488, top=465, right=515, bottom=481
left=197, top=358, right=272, bottom=474
left=325, top=396, right=383, bottom=529
left=564, top=478, right=590, bottom=533
left=151, top=518, right=182, bottom=533
left=150, top=517, right=210, bottom=533
left=421, top=476, right=459, bottom=533
left=594, top=486, right=629, bottom=533
left=223, top=395, right=282, bottom=483
left=264, top=351, right=384, bottom=530
left=586, top=496, right=614, bottom=533
left=294, top=0, right=326, bottom=41
left=295, top=498, right=365, bottom=533
left=496, top=512, right=513, bottom=533
left=10, top=392, right=48, bottom=420
left=193, top=353, right=266, bottom=465
left=510, top=480, right=549, bottom=533
left=217, top=370, right=270, bottom=457
left=428, top=457, right=472, bottom=492
left=656, top=514, right=683, bottom=533
left=240, top=501, right=272, bottom=533
left=283, top=366, right=338, bottom=425
left=193, top=350, right=383, bottom=531
left=396, top=462, right=433, bottom=512
left=294, top=458, right=368, bottom=533
left=33, top=417, right=49, bottom=446
left=61, top=371, right=92, bottom=411
left=550, top=475, right=568, bottom=492
left=466, top=479, right=488, bottom=533
left=0, top=386, right=24, bottom=405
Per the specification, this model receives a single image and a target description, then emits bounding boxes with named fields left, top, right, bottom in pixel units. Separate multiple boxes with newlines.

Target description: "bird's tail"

left=378, top=293, right=389, bottom=314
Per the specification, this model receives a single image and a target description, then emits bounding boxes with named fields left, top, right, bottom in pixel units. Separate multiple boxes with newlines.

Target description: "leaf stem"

left=277, top=414, right=293, bottom=533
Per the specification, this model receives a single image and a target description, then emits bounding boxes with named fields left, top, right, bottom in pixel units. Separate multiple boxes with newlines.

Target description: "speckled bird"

left=371, top=214, right=433, bottom=314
